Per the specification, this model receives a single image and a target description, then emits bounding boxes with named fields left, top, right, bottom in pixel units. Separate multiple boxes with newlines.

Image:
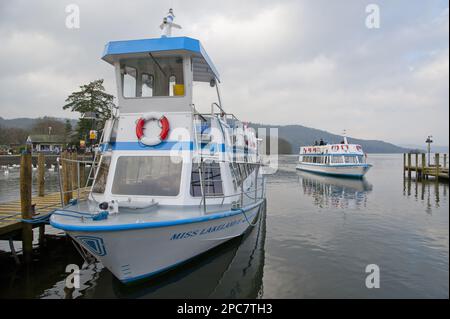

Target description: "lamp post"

left=425, top=135, right=433, bottom=166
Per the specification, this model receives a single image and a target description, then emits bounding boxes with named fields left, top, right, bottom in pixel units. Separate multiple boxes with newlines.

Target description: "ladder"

left=85, top=128, right=106, bottom=188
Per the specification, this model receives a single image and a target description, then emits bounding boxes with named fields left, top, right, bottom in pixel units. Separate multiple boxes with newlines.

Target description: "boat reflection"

left=75, top=202, right=267, bottom=299
left=297, top=171, right=373, bottom=209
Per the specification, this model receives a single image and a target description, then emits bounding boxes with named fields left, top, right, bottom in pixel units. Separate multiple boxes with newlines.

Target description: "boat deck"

left=50, top=186, right=266, bottom=232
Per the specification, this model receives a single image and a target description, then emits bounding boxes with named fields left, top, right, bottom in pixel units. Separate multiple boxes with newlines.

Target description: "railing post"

left=421, top=153, right=426, bottom=180
left=254, top=165, right=258, bottom=203
left=407, top=153, right=411, bottom=178
left=415, top=153, right=418, bottom=179
left=435, top=153, right=440, bottom=180
left=403, top=153, right=406, bottom=174
left=444, top=154, right=447, bottom=169
left=20, top=151, right=33, bottom=263
left=80, top=156, right=86, bottom=191
left=37, top=153, right=45, bottom=197
left=62, top=152, right=72, bottom=205
left=71, top=152, right=78, bottom=192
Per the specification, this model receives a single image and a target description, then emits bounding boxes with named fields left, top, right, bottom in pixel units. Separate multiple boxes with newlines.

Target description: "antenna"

left=160, top=8, right=182, bottom=38
left=342, top=129, right=348, bottom=144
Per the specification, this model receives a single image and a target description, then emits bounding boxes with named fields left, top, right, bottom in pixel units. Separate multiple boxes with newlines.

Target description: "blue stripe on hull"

left=50, top=200, right=263, bottom=232
left=296, top=167, right=367, bottom=179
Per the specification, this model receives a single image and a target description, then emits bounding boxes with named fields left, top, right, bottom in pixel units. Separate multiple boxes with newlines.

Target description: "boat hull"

left=65, top=202, right=263, bottom=283
left=296, top=163, right=371, bottom=178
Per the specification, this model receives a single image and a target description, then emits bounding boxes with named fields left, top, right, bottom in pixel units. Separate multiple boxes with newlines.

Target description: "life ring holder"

left=136, top=112, right=170, bottom=146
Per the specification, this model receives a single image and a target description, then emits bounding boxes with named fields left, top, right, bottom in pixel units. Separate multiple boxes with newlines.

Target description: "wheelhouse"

left=91, top=36, right=259, bottom=208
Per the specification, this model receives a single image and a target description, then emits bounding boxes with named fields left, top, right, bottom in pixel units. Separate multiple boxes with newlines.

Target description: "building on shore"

left=29, top=134, right=65, bottom=153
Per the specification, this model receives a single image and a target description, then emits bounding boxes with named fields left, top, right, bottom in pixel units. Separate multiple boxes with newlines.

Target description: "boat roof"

left=102, top=36, right=220, bottom=82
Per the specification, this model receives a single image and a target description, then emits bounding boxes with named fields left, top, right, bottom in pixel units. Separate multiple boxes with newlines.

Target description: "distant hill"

left=0, top=117, right=77, bottom=130
left=251, top=123, right=412, bottom=154
left=1, top=117, right=413, bottom=154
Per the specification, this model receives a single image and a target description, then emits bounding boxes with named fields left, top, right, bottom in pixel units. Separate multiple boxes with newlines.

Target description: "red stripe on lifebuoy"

left=136, top=118, right=146, bottom=139
left=159, top=116, right=170, bottom=140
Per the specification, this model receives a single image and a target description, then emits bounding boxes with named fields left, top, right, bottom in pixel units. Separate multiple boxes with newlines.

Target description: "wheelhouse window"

left=191, top=162, right=223, bottom=197
left=141, top=73, right=153, bottom=97
left=112, top=156, right=182, bottom=196
left=120, top=56, right=184, bottom=98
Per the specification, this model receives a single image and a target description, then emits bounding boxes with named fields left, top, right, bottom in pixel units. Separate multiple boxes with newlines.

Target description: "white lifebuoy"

left=136, top=112, right=170, bottom=146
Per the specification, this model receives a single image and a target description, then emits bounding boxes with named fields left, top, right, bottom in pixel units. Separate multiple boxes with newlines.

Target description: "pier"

left=403, top=153, right=449, bottom=181
left=0, top=151, right=91, bottom=263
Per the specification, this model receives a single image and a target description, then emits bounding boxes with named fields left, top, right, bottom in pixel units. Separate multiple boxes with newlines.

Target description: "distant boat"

left=296, top=137, right=372, bottom=178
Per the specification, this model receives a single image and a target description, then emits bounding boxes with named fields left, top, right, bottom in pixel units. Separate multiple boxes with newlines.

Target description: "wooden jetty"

left=0, top=151, right=91, bottom=263
left=403, top=153, right=449, bottom=181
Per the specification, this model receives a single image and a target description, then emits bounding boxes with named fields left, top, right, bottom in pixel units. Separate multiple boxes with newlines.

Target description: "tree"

left=62, top=79, right=115, bottom=144
left=31, top=117, right=65, bottom=135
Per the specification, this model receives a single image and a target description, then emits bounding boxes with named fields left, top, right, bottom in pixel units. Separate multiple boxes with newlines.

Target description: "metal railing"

left=56, top=156, right=93, bottom=207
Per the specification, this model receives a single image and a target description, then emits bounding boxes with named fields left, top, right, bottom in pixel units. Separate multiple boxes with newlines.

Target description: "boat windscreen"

left=112, top=156, right=182, bottom=196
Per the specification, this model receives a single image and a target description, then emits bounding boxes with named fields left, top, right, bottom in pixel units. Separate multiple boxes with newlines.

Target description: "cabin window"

left=92, top=156, right=111, bottom=194
left=344, top=156, right=357, bottom=164
left=112, top=156, right=182, bottom=196
left=120, top=56, right=184, bottom=98
left=357, top=155, right=365, bottom=164
left=191, top=162, right=223, bottom=197
left=141, top=73, right=153, bottom=97
left=123, top=66, right=137, bottom=98
left=330, top=156, right=343, bottom=164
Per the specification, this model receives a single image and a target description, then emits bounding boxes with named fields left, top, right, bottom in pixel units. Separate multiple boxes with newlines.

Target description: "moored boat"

left=296, top=137, right=372, bottom=178
left=50, top=10, right=266, bottom=284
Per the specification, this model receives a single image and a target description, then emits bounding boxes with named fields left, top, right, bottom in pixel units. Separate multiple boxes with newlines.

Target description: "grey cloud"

left=0, top=0, right=448, bottom=145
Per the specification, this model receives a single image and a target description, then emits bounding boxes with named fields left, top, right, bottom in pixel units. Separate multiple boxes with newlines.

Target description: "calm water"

left=0, top=154, right=448, bottom=298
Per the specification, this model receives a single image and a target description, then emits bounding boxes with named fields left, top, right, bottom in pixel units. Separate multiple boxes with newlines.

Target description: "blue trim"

left=50, top=200, right=263, bottom=232
left=102, top=36, right=220, bottom=81
left=300, top=153, right=363, bottom=156
left=106, top=141, right=255, bottom=154
left=296, top=166, right=370, bottom=178
left=110, top=141, right=194, bottom=151
left=298, top=162, right=371, bottom=168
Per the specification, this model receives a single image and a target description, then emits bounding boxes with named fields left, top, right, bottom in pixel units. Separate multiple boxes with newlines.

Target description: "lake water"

left=0, top=154, right=448, bottom=298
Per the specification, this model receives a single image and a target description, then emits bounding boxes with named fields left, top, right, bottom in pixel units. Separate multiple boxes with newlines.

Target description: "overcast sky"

left=0, top=0, right=448, bottom=146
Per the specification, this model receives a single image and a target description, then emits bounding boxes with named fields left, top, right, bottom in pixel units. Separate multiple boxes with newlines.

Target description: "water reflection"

left=40, top=203, right=267, bottom=299
left=403, top=177, right=448, bottom=214
left=297, top=171, right=373, bottom=209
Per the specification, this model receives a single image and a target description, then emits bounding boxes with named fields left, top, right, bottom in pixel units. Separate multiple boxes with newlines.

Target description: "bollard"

left=20, top=152, right=33, bottom=263
left=37, top=153, right=45, bottom=197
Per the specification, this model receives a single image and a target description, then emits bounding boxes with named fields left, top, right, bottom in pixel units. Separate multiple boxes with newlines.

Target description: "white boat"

left=296, top=137, right=372, bottom=178
left=50, top=10, right=266, bottom=284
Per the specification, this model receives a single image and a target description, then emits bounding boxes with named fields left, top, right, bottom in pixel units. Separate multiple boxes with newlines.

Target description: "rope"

left=21, top=208, right=108, bottom=223
left=240, top=207, right=260, bottom=227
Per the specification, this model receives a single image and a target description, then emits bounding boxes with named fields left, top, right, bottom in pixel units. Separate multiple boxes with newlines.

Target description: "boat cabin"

left=299, top=144, right=367, bottom=165
left=102, top=36, right=220, bottom=113
left=92, top=36, right=258, bottom=208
